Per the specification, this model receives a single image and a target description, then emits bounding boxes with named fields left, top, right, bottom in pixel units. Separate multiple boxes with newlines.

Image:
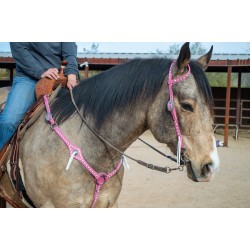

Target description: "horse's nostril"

left=202, top=163, right=213, bottom=176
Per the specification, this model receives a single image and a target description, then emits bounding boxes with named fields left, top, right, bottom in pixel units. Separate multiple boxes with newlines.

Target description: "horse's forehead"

left=174, top=74, right=212, bottom=118
left=174, top=74, right=199, bottom=99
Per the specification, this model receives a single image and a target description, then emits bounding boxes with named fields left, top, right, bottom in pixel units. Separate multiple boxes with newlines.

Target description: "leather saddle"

left=0, top=61, right=68, bottom=207
left=35, top=61, right=68, bottom=99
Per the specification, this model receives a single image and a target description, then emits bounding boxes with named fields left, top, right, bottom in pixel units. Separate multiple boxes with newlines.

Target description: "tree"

left=190, top=42, right=206, bottom=55
left=83, top=43, right=99, bottom=53
left=168, top=44, right=181, bottom=54
left=167, top=42, right=206, bottom=55
left=91, top=43, right=99, bottom=53
left=156, top=49, right=164, bottom=54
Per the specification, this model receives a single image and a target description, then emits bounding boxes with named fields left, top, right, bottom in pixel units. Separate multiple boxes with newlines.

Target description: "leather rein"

left=42, top=61, right=190, bottom=208
left=69, top=91, right=184, bottom=174
left=69, top=61, right=191, bottom=174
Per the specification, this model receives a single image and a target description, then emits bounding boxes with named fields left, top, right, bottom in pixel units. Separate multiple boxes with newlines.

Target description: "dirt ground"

left=118, top=129, right=250, bottom=208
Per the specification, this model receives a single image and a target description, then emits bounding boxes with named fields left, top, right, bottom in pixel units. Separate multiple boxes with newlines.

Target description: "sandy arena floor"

left=118, top=129, right=250, bottom=208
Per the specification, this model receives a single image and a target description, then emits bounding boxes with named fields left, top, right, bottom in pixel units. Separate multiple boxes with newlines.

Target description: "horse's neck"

left=98, top=106, right=148, bottom=150
left=69, top=104, right=148, bottom=172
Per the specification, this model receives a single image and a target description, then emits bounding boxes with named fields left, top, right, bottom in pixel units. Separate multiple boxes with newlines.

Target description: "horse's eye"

left=181, top=102, right=194, bottom=112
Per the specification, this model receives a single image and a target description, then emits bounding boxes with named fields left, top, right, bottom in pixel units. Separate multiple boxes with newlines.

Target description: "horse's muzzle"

left=186, top=162, right=215, bottom=182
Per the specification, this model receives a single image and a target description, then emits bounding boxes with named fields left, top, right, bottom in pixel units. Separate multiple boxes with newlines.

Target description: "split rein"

left=69, top=90, right=183, bottom=174
left=69, top=61, right=190, bottom=174
left=42, top=61, right=189, bottom=207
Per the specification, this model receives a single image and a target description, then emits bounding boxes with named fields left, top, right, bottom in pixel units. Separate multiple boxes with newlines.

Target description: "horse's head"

left=147, top=42, right=219, bottom=182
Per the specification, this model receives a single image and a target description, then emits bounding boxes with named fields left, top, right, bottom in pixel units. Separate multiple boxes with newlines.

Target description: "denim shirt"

left=10, top=42, right=78, bottom=80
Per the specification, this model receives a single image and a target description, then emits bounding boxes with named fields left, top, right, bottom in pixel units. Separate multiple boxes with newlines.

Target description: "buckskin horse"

left=0, top=42, right=219, bottom=208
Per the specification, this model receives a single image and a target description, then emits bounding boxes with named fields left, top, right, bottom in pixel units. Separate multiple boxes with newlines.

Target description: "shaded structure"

left=1, top=52, right=250, bottom=146
left=207, top=58, right=250, bottom=145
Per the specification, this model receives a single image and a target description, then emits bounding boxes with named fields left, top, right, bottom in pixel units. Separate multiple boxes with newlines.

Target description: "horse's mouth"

left=180, top=153, right=199, bottom=182
left=185, top=162, right=214, bottom=182
left=186, top=162, right=199, bottom=182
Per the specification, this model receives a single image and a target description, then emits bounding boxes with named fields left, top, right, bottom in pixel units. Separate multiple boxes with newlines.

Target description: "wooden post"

left=224, top=66, right=232, bottom=147
left=0, top=197, right=6, bottom=208
left=236, top=71, right=242, bottom=129
left=84, top=62, right=89, bottom=79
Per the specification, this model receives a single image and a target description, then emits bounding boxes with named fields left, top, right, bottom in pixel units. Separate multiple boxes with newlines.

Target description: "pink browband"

left=167, top=61, right=191, bottom=165
left=43, top=95, right=123, bottom=208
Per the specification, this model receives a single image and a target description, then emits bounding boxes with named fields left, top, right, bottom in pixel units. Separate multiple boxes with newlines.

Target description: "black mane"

left=51, top=58, right=213, bottom=128
left=189, top=60, right=214, bottom=112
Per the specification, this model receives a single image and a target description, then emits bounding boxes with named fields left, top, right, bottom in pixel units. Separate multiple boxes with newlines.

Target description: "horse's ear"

left=197, top=46, right=213, bottom=71
left=176, top=42, right=191, bottom=74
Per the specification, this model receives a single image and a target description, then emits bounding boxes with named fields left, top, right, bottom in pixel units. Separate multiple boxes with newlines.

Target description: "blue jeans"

left=0, top=76, right=37, bottom=150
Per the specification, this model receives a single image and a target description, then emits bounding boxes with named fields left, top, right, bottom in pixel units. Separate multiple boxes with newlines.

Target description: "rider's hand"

left=67, top=74, right=78, bottom=90
left=41, top=68, right=59, bottom=80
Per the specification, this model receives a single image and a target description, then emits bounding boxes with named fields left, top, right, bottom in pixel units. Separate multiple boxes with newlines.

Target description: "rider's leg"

left=0, top=76, right=37, bottom=150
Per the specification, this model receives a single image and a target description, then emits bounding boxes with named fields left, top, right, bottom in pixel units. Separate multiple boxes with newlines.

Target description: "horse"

left=0, top=42, right=220, bottom=207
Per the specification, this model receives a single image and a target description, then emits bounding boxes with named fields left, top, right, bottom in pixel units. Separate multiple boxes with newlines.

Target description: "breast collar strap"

left=167, top=61, right=191, bottom=165
left=43, top=94, right=123, bottom=208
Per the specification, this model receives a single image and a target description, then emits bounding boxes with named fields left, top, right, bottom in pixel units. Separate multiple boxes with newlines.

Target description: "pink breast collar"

left=167, top=61, right=191, bottom=165
left=43, top=94, right=123, bottom=208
